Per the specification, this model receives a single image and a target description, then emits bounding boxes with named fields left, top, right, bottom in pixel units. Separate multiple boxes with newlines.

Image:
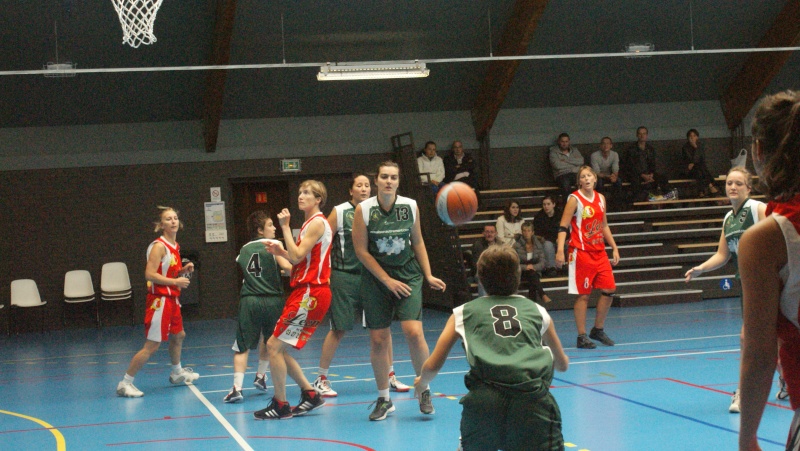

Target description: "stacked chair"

left=9, top=279, right=47, bottom=335
left=100, top=262, right=135, bottom=326
left=63, top=270, right=98, bottom=328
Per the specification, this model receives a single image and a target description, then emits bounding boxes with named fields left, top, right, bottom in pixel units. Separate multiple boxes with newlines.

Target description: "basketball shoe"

left=169, top=367, right=199, bottom=384
left=777, top=376, right=790, bottom=400
left=253, top=373, right=268, bottom=392
left=368, top=397, right=395, bottom=421
left=389, top=372, right=410, bottom=392
left=292, top=389, right=325, bottom=416
left=312, top=375, right=338, bottom=397
left=116, top=381, right=143, bottom=398
left=223, top=386, right=243, bottom=403
left=729, top=389, right=741, bottom=413
left=254, top=397, right=292, bottom=420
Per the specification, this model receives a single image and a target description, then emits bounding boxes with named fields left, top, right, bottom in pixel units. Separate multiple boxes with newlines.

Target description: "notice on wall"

left=204, top=202, right=228, bottom=243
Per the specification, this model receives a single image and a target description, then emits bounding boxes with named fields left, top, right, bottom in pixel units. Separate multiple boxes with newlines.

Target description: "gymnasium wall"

left=0, top=99, right=749, bottom=330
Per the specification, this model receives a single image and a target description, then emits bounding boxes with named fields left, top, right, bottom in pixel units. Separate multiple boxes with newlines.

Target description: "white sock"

left=123, top=374, right=135, bottom=384
left=172, top=363, right=182, bottom=374
left=318, top=367, right=329, bottom=377
left=388, top=365, right=395, bottom=375
left=258, top=360, right=270, bottom=375
left=379, top=388, right=390, bottom=400
left=233, top=372, right=245, bottom=390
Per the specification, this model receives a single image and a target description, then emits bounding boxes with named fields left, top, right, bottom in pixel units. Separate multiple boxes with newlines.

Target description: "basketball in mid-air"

left=436, top=182, right=478, bottom=226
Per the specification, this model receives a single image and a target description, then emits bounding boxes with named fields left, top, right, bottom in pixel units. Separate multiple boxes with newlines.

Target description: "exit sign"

left=280, top=159, right=301, bottom=172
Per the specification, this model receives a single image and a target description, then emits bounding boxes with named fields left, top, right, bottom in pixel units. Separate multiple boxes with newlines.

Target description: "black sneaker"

left=291, top=389, right=325, bottom=416
left=254, top=397, right=293, bottom=420
left=253, top=373, right=268, bottom=392
left=577, top=334, right=596, bottom=349
left=223, top=386, right=243, bottom=403
left=368, top=397, right=395, bottom=421
left=589, top=327, right=615, bottom=346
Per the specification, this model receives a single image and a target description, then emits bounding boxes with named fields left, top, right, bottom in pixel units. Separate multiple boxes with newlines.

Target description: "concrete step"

left=613, top=289, right=703, bottom=307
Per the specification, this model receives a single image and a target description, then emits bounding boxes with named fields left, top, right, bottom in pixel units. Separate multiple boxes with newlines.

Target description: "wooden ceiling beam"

left=471, top=0, right=549, bottom=141
left=202, top=0, right=238, bottom=152
left=721, top=0, right=800, bottom=131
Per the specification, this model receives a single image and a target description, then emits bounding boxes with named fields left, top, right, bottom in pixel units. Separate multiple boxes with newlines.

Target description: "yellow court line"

left=0, top=409, right=66, bottom=451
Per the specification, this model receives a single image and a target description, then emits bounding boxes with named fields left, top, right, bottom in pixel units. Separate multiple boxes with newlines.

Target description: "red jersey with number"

left=569, top=190, right=607, bottom=252
left=146, top=237, right=182, bottom=298
left=767, top=195, right=800, bottom=410
left=290, top=212, right=332, bottom=286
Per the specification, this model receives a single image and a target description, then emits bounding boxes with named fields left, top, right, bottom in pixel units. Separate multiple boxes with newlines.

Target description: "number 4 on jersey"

left=247, top=254, right=262, bottom=277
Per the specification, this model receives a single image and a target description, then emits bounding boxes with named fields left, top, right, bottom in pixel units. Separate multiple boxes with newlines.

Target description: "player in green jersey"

left=352, top=161, right=446, bottom=420
left=224, top=210, right=292, bottom=403
left=416, top=245, right=569, bottom=450
left=684, top=166, right=766, bottom=413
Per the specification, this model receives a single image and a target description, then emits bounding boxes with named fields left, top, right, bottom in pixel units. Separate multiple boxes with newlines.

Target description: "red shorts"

left=567, top=248, right=616, bottom=295
left=273, top=284, right=331, bottom=350
left=144, top=294, right=184, bottom=342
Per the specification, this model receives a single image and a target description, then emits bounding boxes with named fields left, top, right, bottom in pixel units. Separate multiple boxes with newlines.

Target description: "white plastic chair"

left=10, top=279, right=47, bottom=334
left=100, top=262, right=135, bottom=325
left=63, top=270, right=98, bottom=327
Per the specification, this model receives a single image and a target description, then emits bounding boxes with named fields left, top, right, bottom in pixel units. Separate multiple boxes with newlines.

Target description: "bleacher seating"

left=458, top=184, right=746, bottom=311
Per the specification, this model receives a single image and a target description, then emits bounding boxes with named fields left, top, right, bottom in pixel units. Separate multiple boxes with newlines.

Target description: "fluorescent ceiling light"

left=625, top=43, right=655, bottom=58
left=317, top=62, right=429, bottom=81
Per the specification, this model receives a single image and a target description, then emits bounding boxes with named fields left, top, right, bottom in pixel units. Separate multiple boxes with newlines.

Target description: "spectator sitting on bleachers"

left=682, top=129, right=719, bottom=197
left=496, top=199, right=523, bottom=243
left=417, top=141, right=445, bottom=193
left=443, top=140, right=478, bottom=189
left=623, top=126, right=671, bottom=202
left=549, top=133, right=585, bottom=202
left=591, top=137, right=623, bottom=207
left=469, top=224, right=504, bottom=296
left=512, top=221, right=552, bottom=304
left=533, top=195, right=562, bottom=277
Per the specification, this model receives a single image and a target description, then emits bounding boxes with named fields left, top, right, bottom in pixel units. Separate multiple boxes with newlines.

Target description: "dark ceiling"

left=0, top=0, right=797, bottom=129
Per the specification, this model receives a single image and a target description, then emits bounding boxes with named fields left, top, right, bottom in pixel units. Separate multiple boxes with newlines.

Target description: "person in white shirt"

left=417, top=141, right=445, bottom=193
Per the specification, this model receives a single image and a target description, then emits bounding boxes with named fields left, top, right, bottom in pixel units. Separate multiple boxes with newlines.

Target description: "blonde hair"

left=300, top=180, right=327, bottom=209
left=154, top=206, right=183, bottom=233
left=727, top=166, right=754, bottom=190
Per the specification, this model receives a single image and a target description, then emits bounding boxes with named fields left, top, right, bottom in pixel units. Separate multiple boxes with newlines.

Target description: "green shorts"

left=360, top=259, right=423, bottom=329
left=460, top=382, right=563, bottom=451
left=329, top=270, right=363, bottom=331
left=233, top=294, right=285, bottom=352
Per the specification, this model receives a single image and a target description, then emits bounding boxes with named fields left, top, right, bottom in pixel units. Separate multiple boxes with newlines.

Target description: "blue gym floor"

left=0, top=297, right=793, bottom=450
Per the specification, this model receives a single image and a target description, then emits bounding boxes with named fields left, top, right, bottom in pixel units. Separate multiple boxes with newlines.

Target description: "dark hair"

left=557, top=133, right=570, bottom=141
left=686, top=128, right=699, bottom=138
left=600, top=136, right=612, bottom=144
left=424, top=141, right=436, bottom=149
left=541, top=195, right=556, bottom=206
left=351, top=173, right=369, bottom=188
left=751, top=90, right=800, bottom=201
left=246, top=210, right=272, bottom=239
left=376, top=160, right=400, bottom=179
left=637, top=126, right=648, bottom=134
left=502, top=199, right=522, bottom=223
left=477, top=246, right=521, bottom=296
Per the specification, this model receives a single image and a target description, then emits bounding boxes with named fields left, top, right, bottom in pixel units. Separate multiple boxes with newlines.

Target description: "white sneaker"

left=312, top=375, right=338, bottom=397
left=389, top=372, right=410, bottom=392
left=777, top=376, right=790, bottom=400
left=117, top=381, right=144, bottom=398
left=169, top=367, right=200, bottom=384
left=729, top=389, right=740, bottom=413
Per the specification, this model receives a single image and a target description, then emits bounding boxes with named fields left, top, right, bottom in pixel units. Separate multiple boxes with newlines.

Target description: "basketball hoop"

left=111, top=0, right=164, bottom=48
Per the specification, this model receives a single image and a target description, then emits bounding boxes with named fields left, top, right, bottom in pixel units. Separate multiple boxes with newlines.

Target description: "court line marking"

left=0, top=409, right=66, bottom=451
left=552, top=375, right=785, bottom=447
left=186, top=383, right=254, bottom=451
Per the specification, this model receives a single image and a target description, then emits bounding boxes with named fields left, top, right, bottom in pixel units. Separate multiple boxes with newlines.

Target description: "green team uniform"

left=329, top=201, right=364, bottom=331
left=233, top=239, right=285, bottom=352
left=722, top=198, right=763, bottom=277
left=454, top=295, right=563, bottom=451
left=358, top=195, right=423, bottom=328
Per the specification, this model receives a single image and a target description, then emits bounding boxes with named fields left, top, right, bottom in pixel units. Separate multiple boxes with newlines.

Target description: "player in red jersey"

left=254, top=180, right=333, bottom=420
left=116, top=206, right=197, bottom=398
left=556, top=166, right=620, bottom=349
left=738, top=90, right=800, bottom=451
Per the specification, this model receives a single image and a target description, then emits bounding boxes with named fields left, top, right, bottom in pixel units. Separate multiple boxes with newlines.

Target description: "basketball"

left=436, top=182, right=478, bottom=226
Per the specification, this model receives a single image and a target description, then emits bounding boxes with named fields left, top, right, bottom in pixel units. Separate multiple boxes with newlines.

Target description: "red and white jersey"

left=768, top=195, right=800, bottom=409
left=146, top=236, right=182, bottom=298
left=568, top=190, right=607, bottom=252
left=290, top=212, right=332, bottom=286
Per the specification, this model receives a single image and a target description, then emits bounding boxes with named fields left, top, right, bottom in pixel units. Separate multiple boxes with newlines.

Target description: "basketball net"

left=111, top=0, right=164, bottom=48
